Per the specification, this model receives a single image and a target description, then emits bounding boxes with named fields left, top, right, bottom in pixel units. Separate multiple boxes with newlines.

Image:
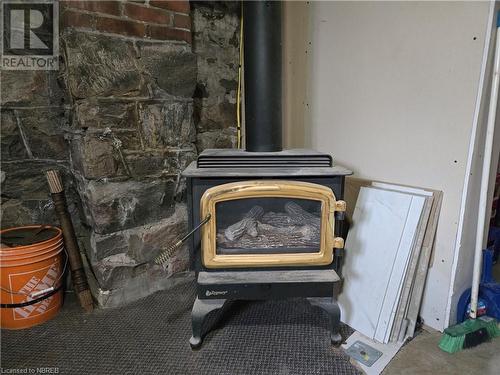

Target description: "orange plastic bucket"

left=1, top=226, right=65, bottom=330
left=0, top=237, right=63, bottom=254
left=0, top=241, right=64, bottom=261
left=1, top=226, right=63, bottom=251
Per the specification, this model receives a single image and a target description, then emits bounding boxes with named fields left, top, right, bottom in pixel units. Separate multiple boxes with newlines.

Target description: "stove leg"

left=308, top=297, right=342, bottom=346
left=189, top=297, right=227, bottom=349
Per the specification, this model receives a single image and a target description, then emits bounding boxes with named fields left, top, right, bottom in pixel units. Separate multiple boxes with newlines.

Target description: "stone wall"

left=191, top=1, right=239, bottom=151
left=0, top=0, right=239, bottom=308
left=60, top=0, right=197, bottom=306
left=0, top=67, right=80, bottom=230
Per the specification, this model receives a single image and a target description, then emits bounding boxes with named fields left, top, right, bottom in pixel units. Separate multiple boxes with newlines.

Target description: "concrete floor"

left=384, top=260, right=500, bottom=374
left=383, top=330, right=500, bottom=375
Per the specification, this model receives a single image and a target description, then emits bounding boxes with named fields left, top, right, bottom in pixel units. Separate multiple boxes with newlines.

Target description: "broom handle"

left=470, top=13, right=500, bottom=319
left=46, top=171, right=90, bottom=301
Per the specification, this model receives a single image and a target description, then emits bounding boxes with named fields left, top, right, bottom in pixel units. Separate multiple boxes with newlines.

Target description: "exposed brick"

left=173, top=13, right=190, bottom=29
left=61, top=9, right=95, bottom=29
left=96, top=16, right=146, bottom=38
left=147, top=25, right=191, bottom=43
left=63, top=1, right=122, bottom=17
left=149, top=1, right=190, bottom=14
left=123, top=2, right=171, bottom=25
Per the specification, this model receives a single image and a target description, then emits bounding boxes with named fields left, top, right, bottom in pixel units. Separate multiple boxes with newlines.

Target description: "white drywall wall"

left=303, top=1, right=490, bottom=331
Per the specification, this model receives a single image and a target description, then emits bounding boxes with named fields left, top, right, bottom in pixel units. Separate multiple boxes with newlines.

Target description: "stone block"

left=138, top=100, right=196, bottom=148
left=161, top=145, right=197, bottom=175
left=196, top=129, right=236, bottom=152
left=92, top=250, right=190, bottom=291
left=121, top=145, right=196, bottom=177
left=14, top=107, right=70, bottom=160
left=63, top=30, right=142, bottom=99
left=0, top=161, right=86, bottom=236
left=88, top=204, right=190, bottom=291
left=1, top=199, right=54, bottom=228
left=1, top=110, right=29, bottom=160
left=193, top=96, right=237, bottom=133
left=121, top=151, right=167, bottom=177
left=88, top=203, right=187, bottom=264
left=74, top=100, right=137, bottom=129
left=69, top=133, right=118, bottom=179
left=78, top=176, right=178, bottom=234
left=0, top=160, right=72, bottom=200
left=110, top=128, right=144, bottom=150
left=0, top=195, right=86, bottom=236
left=93, top=253, right=143, bottom=290
left=0, top=70, right=67, bottom=107
left=140, top=43, right=197, bottom=98
left=192, top=3, right=239, bottom=49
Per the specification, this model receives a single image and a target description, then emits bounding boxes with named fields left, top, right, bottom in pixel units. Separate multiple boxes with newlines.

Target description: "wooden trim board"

left=405, top=191, right=443, bottom=338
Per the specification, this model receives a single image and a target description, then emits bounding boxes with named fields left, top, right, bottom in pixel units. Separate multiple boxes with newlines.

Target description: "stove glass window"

left=215, top=197, right=322, bottom=254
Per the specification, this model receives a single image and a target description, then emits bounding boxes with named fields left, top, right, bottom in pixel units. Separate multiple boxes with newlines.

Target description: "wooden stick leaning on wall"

left=46, top=170, right=93, bottom=312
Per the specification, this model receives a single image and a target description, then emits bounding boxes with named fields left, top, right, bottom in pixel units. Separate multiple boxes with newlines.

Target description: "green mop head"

left=439, top=316, right=500, bottom=353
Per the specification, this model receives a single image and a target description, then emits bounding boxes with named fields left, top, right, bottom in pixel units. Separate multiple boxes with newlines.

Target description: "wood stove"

left=183, top=150, right=351, bottom=348
left=182, top=1, right=352, bottom=349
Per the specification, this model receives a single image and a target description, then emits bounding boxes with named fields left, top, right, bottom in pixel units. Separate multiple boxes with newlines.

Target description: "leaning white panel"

left=375, top=193, right=426, bottom=343
left=339, top=187, right=423, bottom=340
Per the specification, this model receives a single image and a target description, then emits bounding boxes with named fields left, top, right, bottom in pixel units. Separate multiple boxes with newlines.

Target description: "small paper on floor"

left=342, top=331, right=404, bottom=375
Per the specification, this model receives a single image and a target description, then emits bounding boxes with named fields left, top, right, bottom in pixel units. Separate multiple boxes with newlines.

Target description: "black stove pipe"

left=243, top=1, right=282, bottom=152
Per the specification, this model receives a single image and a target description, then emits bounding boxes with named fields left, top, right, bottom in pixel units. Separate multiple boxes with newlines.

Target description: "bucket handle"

left=0, top=285, right=63, bottom=308
left=0, top=248, right=68, bottom=300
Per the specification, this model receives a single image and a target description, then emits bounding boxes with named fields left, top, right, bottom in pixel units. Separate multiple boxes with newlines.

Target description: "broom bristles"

left=77, top=289, right=94, bottom=312
left=439, top=316, right=500, bottom=353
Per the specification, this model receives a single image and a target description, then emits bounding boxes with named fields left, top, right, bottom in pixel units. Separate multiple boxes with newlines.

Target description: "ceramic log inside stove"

left=216, top=199, right=322, bottom=254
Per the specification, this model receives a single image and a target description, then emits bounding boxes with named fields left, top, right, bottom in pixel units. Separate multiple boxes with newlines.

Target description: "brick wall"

left=61, top=0, right=191, bottom=43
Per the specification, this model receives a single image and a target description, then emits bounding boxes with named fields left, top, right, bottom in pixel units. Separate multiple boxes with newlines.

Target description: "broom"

left=46, top=170, right=94, bottom=312
left=439, top=10, right=500, bottom=353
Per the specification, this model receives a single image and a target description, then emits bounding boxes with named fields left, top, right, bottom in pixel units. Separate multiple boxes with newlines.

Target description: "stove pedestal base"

left=307, top=297, right=342, bottom=345
left=189, top=297, right=227, bottom=349
left=190, top=269, right=342, bottom=349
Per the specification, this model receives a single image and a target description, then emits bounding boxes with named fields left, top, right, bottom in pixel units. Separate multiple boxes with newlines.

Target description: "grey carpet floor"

left=2, top=277, right=359, bottom=375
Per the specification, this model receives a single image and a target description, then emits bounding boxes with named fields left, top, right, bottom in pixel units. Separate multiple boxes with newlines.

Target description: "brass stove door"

left=200, top=180, right=345, bottom=268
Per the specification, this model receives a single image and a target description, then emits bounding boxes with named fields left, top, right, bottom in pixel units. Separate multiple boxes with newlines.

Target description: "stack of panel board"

left=339, top=179, right=442, bottom=343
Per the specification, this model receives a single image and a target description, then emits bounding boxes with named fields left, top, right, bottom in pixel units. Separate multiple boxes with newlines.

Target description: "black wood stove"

left=182, top=1, right=352, bottom=349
